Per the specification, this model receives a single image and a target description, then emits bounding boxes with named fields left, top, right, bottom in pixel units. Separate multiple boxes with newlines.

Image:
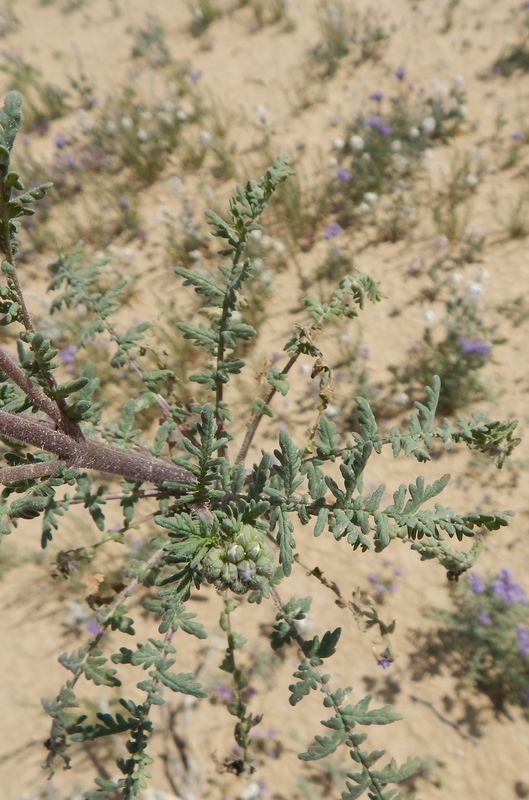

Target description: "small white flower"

left=199, top=130, right=212, bottom=145
left=363, top=192, right=378, bottom=205
left=453, top=74, right=465, bottom=87
left=429, top=78, right=449, bottom=97
left=120, top=116, right=133, bottom=129
left=158, top=111, right=173, bottom=125
left=161, top=99, right=175, bottom=112
left=391, top=392, right=409, bottom=405
left=466, top=281, right=485, bottom=303
left=458, top=104, right=467, bottom=117
left=260, top=270, right=273, bottom=285
left=299, top=363, right=311, bottom=375
left=250, top=229, right=263, bottom=241
left=137, top=128, right=148, bottom=142
left=349, top=134, right=364, bottom=151
left=362, top=152, right=371, bottom=161
left=435, top=234, right=449, bottom=249
left=140, top=110, right=152, bottom=121
left=423, top=309, right=435, bottom=323
left=422, top=116, right=436, bottom=134
left=473, top=267, right=489, bottom=281
left=450, top=271, right=462, bottom=283
left=332, top=136, right=345, bottom=151
left=324, top=403, right=340, bottom=418
left=338, top=332, right=350, bottom=343
left=188, top=250, right=202, bottom=261
left=106, top=120, right=117, bottom=134
left=423, top=148, right=433, bottom=158
left=273, top=240, right=286, bottom=255
left=170, top=176, right=184, bottom=193
left=465, top=173, right=478, bottom=187
left=153, top=204, right=170, bottom=222
left=256, top=104, right=268, bottom=120
left=252, top=258, right=264, bottom=270
left=390, top=139, right=402, bottom=152
left=358, top=202, right=371, bottom=214
left=408, top=127, right=420, bottom=139
left=327, top=156, right=338, bottom=168
left=175, top=109, right=187, bottom=122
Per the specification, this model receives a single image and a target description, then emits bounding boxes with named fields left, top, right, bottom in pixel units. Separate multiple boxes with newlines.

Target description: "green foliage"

left=0, top=94, right=520, bottom=800
left=414, top=569, right=529, bottom=722
left=393, top=282, right=501, bottom=415
left=330, top=77, right=467, bottom=235
left=313, top=1, right=388, bottom=77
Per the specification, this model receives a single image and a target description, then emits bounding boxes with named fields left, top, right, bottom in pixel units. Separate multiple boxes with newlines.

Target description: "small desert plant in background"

left=330, top=76, right=467, bottom=233
left=493, top=3, right=529, bottom=76
left=416, top=568, right=529, bottom=719
left=392, top=274, right=500, bottom=415
left=312, top=1, right=388, bottom=77
left=0, top=86, right=521, bottom=800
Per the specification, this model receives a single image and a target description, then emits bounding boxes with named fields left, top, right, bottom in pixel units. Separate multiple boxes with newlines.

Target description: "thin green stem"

left=236, top=354, right=298, bottom=463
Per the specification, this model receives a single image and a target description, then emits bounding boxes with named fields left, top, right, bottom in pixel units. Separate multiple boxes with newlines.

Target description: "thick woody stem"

left=0, top=346, right=84, bottom=440
left=0, top=410, right=195, bottom=486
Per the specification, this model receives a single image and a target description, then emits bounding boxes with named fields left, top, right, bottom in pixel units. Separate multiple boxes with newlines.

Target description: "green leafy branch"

left=269, top=588, right=419, bottom=800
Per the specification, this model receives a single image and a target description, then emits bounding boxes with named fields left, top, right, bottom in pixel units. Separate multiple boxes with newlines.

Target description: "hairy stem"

left=0, top=346, right=83, bottom=438
left=0, top=410, right=195, bottom=486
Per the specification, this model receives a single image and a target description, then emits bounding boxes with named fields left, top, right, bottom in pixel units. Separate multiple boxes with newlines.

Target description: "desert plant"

left=0, top=91, right=521, bottom=800
left=415, top=568, right=529, bottom=720
left=392, top=276, right=501, bottom=415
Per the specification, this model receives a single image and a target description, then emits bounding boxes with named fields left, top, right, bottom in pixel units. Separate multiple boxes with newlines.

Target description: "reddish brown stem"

left=0, top=410, right=195, bottom=486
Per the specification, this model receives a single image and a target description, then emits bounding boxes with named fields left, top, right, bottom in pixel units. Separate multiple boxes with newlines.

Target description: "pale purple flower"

left=324, top=221, right=343, bottom=239
left=524, top=688, right=529, bottom=704
left=394, top=566, right=403, bottom=576
left=119, top=196, right=130, bottom=209
left=187, top=69, right=203, bottom=82
left=458, top=337, right=491, bottom=356
left=369, top=573, right=380, bottom=583
left=469, top=572, right=486, bottom=594
left=58, top=345, right=77, bottom=364
left=366, top=116, right=392, bottom=136
left=512, top=130, right=525, bottom=141
left=54, top=133, right=70, bottom=149
left=517, top=625, right=529, bottom=655
left=85, top=617, right=101, bottom=635
left=337, top=167, right=352, bottom=182
left=394, top=67, right=406, bottom=80
left=377, top=658, right=391, bottom=669
left=369, top=91, right=384, bottom=102
left=491, top=569, right=527, bottom=604
left=215, top=683, right=233, bottom=700
left=63, top=153, right=80, bottom=169
left=388, top=582, right=398, bottom=593
left=477, top=611, right=491, bottom=626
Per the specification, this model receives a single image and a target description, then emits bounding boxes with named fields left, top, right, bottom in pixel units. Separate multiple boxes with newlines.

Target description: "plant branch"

left=236, top=354, right=298, bottom=463
left=0, top=410, right=195, bottom=486
left=0, top=346, right=83, bottom=437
